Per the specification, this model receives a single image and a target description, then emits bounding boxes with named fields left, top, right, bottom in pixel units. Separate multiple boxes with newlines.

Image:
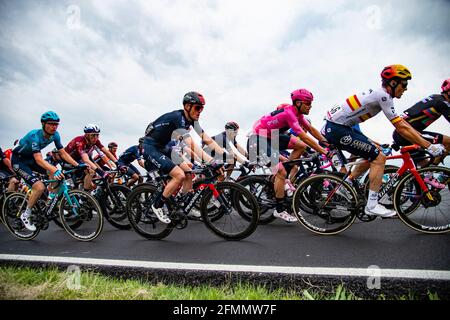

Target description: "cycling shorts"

left=11, top=153, right=47, bottom=186
left=324, top=121, right=380, bottom=162
left=143, top=141, right=177, bottom=174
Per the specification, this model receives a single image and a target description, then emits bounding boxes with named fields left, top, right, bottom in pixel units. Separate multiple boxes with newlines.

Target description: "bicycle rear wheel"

left=292, top=174, right=358, bottom=235
left=237, top=176, right=276, bottom=224
left=59, top=190, right=104, bottom=241
left=126, top=184, right=174, bottom=240
left=394, top=166, right=450, bottom=234
left=100, top=184, right=131, bottom=230
left=2, top=192, right=40, bottom=240
left=201, top=181, right=259, bottom=240
left=0, top=190, right=14, bottom=224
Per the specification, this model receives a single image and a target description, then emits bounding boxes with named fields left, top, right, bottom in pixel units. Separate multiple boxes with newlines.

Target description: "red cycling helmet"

left=291, top=89, right=314, bottom=103
left=441, top=78, right=450, bottom=93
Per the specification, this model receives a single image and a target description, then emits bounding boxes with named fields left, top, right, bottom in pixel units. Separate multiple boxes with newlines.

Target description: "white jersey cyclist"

left=325, top=87, right=402, bottom=127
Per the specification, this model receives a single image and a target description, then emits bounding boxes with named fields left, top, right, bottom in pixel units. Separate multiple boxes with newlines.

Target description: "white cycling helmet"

left=84, top=124, right=101, bottom=134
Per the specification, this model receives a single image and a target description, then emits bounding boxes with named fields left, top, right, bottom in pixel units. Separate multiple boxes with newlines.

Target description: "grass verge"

left=0, top=266, right=440, bottom=300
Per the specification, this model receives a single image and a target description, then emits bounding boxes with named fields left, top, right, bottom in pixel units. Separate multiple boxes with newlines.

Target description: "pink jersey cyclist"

left=252, top=104, right=311, bottom=150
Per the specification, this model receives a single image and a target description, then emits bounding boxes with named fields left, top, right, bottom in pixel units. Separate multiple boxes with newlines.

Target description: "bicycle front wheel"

left=200, top=181, right=259, bottom=240
left=126, top=184, right=174, bottom=240
left=394, top=166, right=450, bottom=234
left=2, top=192, right=40, bottom=240
left=59, top=190, right=104, bottom=241
left=292, top=174, right=358, bottom=235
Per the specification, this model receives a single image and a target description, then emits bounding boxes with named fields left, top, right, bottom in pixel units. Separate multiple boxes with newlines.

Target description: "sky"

left=0, top=0, right=449, bottom=156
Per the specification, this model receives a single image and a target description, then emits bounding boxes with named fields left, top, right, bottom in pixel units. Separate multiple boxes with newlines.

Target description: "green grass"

left=0, top=266, right=440, bottom=300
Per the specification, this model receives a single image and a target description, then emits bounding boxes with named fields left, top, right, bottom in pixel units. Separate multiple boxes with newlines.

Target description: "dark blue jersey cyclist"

left=142, top=91, right=225, bottom=224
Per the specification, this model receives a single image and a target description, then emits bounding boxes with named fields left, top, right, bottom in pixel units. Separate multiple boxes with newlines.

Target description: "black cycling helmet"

left=225, top=121, right=239, bottom=131
left=183, top=91, right=205, bottom=106
left=138, top=137, right=145, bottom=144
left=108, top=142, right=118, bottom=149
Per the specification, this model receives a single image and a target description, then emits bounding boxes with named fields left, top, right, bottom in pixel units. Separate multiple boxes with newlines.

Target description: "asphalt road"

left=1, top=217, right=449, bottom=271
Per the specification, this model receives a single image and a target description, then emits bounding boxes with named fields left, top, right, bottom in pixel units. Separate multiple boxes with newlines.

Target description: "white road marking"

left=1, top=254, right=449, bottom=280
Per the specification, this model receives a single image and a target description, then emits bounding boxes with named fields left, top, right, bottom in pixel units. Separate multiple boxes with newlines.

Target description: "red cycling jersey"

left=65, top=136, right=104, bottom=162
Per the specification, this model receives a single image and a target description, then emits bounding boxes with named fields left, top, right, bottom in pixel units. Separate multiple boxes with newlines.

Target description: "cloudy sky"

left=0, top=0, right=449, bottom=156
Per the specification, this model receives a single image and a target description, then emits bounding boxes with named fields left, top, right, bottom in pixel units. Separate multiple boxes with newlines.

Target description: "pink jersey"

left=253, top=104, right=310, bottom=138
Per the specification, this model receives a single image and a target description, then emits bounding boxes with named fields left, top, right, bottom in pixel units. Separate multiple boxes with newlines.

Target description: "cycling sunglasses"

left=45, top=122, right=60, bottom=126
left=400, top=80, right=408, bottom=89
left=193, top=104, right=204, bottom=112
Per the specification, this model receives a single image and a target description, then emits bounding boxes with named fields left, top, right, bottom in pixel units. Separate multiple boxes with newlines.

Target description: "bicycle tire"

left=99, top=184, right=132, bottom=230
left=292, top=173, right=358, bottom=235
left=126, top=184, right=174, bottom=240
left=1, top=192, right=40, bottom=240
left=0, top=190, right=14, bottom=225
left=394, top=166, right=450, bottom=234
left=59, top=190, right=104, bottom=241
left=200, top=181, right=259, bottom=240
left=237, top=175, right=276, bottom=224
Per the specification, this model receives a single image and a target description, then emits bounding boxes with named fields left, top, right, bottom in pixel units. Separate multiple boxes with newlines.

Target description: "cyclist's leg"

left=7, top=176, right=19, bottom=192
left=287, top=136, right=306, bottom=181
left=325, top=121, right=393, bottom=216
left=11, top=155, right=46, bottom=230
left=179, top=161, right=193, bottom=193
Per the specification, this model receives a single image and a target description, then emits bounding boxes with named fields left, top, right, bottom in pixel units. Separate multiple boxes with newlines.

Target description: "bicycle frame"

left=341, top=145, right=434, bottom=202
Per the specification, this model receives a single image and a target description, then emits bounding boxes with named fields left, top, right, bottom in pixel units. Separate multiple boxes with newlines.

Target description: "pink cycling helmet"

left=441, top=78, right=450, bottom=93
left=291, top=89, right=314, bottom=103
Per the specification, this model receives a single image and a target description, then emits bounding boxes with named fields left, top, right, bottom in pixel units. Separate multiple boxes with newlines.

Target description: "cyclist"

left=65, top=124, right=121, bottom=192
left=94, top=142, right=119, bottom=171
left=143, top=91, right=226, bottom=224
left=249, top=89, right=329, bottom=222
left=0, top=147, right=19, bottom=191
left=11, top=111, right=80, bottom=231
left=202, top=121, right=251, bottom=179
left=323, top=65, right=445, bottom=218
left=117, top=137, right=146, bottom=187
left=392, top=77, right=449, bottom=166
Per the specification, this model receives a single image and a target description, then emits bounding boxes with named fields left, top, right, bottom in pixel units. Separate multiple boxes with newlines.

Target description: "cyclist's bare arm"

left=304, top=123, right=328, bottom=145
left=33, top=152, right=59, bottom=176
left=200, top=132, right=227, bottom=156
left=184, top=135, right=214, bottom=163
left=138, top=159, right=146, bottom=169
left=393, top=118, right=431, bottom=148
left=81, top=153, right=100, bottom=171
left=58, top=148, right=80, bottom=167
left=296, top=131, right=328, bottom=154
left=236, top=143, right=248, bottom=158
left=3, top=157, right=14, bottom=173
left=101, top=147, right=118, bottom=163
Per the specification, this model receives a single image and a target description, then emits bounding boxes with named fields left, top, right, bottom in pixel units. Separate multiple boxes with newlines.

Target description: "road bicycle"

left=126, top=163, right=260, bottom=240
left=237, top=152, right=332, bottom=224
left=1, top=166, right=104, bottom=241
left=92, top=170, right=131, bottom=230
left=292, top=145, right=449, bottom=235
